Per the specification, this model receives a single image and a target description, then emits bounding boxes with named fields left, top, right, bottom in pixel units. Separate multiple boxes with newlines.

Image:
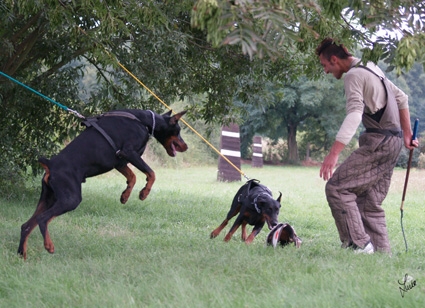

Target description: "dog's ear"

left=163, top=110, right=173, bottom=117
left=276, top=191, right=282, bottom=203
left=169, top=110, right=187, bottom=125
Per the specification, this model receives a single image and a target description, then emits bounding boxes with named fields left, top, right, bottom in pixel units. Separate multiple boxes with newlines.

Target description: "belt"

left=365, top=128, right=403, bottom=138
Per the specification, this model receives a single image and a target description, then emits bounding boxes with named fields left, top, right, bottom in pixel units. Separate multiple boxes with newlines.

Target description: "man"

left=316, top=38, right=418, bottom=254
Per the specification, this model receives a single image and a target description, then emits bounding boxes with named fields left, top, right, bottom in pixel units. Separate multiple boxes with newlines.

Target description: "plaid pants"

left=325, top=132, right=402, bottom=253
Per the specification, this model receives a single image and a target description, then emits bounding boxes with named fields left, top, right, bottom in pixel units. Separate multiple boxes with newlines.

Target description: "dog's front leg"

left=116, top=165, right=136, bottom=204
left=118, top=150, right=155, bottom=201
left=139, top=171, right=155, bottom=201
left=245, top=224, right=264, bottom=244
left=241, top=221, right=248, bottom=241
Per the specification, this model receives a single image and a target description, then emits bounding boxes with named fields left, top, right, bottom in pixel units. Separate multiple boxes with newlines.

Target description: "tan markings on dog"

left=44, top=216, right=56, bottom=254
left=40, top=162, right=50, bottom=184
left=140, top=171, right=156, bottom=200
left=116, top=165, right=136, bottom=204
left=245, top=233, right=256, bottom=244
left=241, top=221, right=248, bottom=241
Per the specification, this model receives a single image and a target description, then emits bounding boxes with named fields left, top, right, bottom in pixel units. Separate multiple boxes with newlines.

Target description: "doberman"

left=210, top=179, right=282, bottom=244
left=18, top=109, right=188, bottom=260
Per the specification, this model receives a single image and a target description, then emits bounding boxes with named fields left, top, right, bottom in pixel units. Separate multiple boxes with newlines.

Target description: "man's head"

left=316, top=38, right=353, bottom=79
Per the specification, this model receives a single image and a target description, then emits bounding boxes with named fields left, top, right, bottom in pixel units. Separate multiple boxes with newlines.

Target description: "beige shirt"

left=336, top=58, right=408, bottom=144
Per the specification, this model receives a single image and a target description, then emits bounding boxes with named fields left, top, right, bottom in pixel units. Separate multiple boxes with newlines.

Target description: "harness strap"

left=83, top=118, right=121, bottom=156
left=82, top=110, right=156, bottom=156
left=103, top=110, right=156, bottom=137
left=102, top=111, right=141, bottom=122
left=237, top=179, right=274, bottom=214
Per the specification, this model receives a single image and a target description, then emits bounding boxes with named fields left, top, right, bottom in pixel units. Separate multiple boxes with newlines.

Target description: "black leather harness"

left=82, top=110, right=155, bottom=156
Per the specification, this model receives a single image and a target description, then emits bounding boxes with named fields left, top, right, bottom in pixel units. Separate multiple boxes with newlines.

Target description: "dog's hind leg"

left=224, top=215, right=245, bottom=242
left=210, top=203, right=241, bottom=239
left=36, top=195, right=82, bottom=255
left=36, top=175, right=82, bottom=256
left=224, top=222, right=241, bottom=242
left=116, top=165, right=136, bottom=204
left=210, top=219, right=229, bottom=239
left=18, top=180, right=53, bottom=260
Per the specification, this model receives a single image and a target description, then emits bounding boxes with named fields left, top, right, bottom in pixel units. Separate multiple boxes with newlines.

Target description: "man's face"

left=319, top=54, right=344, bottom=80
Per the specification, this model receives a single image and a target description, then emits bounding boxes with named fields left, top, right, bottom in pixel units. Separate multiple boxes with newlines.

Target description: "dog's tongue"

left=171, top=142, right=177, bottom=156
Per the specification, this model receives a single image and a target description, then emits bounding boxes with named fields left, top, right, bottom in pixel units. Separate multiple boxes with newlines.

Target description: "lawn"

left=1, top=164, right=424, bottom=307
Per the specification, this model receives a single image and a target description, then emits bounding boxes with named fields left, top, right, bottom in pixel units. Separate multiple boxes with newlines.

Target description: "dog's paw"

left=44, top=242, right=55, bottom=254
left=244, top=234, right=255, bottom=244
left=120, top=194, right=129, bottom=204
left=139, top=188, right=150, bottom=201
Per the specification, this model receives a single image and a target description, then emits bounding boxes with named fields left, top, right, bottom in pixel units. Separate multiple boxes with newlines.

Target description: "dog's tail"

left=38, top=157, right=51, bottom=184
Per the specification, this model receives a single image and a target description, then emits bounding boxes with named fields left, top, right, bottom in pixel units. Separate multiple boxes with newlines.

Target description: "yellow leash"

left=117, top=56, right=249, bottom=180
left=78, top=27, right=249, bottom=180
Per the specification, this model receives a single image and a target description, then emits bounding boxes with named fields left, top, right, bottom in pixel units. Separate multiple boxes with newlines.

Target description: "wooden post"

left=251, top=135, right=263, bottom=168
left=217, top=123, right=241, bottom=182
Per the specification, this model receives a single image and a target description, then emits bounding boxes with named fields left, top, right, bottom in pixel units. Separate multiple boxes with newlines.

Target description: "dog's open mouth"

left=267, top=220, right=277, bottom=230
left=170, top=142, right=177, bottom=157
left=169, top=140, right=188, bottom=156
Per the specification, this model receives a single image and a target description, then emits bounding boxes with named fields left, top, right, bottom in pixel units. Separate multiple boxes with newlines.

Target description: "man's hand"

left=319, top=141, right=345, bottom=181
left=320, top=152, right=339, bottom=181
left=405, top=137, right=419, bottom=150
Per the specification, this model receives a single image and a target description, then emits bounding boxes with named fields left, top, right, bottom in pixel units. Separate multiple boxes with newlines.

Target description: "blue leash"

left=0, top=70, right=85, bottom=119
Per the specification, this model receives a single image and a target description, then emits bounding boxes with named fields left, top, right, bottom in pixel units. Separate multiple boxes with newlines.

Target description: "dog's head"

left=254, top=190, right=282, bottom=230
left=156, top=110, right=188, bottom=157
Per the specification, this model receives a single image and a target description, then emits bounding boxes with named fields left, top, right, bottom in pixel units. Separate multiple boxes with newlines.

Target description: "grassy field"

left=1, top=164, right=424, bottom=307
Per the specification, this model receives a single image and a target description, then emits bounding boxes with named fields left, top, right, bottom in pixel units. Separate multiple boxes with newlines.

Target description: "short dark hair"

left=316, top=38, right=352, bottom=60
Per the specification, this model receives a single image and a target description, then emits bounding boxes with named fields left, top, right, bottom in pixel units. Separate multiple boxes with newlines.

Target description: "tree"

left=1, top=0, right=425, bottom=194
left=240, top=74, right=346, bottom=163
left=0, top=0, right=253, bottom=188
left=192, top=0, right=425, bottom=73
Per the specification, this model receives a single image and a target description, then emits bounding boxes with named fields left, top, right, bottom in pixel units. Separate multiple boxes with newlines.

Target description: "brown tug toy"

left=266, top=223, right=302, bottom=248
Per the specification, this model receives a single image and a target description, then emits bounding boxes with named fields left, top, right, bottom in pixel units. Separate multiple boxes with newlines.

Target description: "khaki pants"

left=325, top=133, right=402, bottom=253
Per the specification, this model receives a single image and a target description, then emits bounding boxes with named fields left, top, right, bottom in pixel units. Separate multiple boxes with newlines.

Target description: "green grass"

left=1, top=165, right=425, bottom=307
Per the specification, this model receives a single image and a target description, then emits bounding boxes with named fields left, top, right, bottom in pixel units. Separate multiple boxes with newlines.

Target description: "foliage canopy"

left=1, top=0, right=425, bottom=194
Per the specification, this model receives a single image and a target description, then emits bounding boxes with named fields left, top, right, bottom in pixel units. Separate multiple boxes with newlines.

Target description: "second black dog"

left=18, top=109, right=188, bottom=260
left=211, top=179, right=281, bottom=244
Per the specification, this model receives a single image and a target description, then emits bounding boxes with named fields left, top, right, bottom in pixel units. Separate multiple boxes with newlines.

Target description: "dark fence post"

left=217, top=123, right=241, bottom=182
left=251, top=135, right=263, bottom=168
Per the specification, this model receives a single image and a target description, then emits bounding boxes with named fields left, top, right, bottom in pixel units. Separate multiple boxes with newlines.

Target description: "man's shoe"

left=354, top=242, right=374, bottom=254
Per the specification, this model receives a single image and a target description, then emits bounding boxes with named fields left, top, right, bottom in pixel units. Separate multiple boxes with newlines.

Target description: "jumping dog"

left=18, top=109, right=188, bottom=260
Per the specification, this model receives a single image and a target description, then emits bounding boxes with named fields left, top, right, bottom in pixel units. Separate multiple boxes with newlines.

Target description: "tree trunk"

left=305, top=142, right=311, bottom=161
left=287, top=123, right=299, bottom=163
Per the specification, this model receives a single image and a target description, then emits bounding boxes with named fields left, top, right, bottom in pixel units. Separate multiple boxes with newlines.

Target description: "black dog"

left=211, top=179, right=281, bottom=244
left=18, top=109, right=188, bottom=260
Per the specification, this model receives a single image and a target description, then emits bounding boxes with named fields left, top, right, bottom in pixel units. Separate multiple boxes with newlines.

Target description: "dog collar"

left=253, top=192, right=272, bottom=213
left=147, top=110, right=155, bottom=138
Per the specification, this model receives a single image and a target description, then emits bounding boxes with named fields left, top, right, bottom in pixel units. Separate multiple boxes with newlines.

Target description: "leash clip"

left=68, top=108, right=86, bottom=119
